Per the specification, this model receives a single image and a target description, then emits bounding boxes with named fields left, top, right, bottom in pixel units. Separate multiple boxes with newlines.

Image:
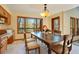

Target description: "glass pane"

left=72, top=19, right=75, bottom=28
left=18, top=28, right=24, bottom=33
left=26, top=29, right=35, bottom=32
left=54, top=19, right=58, bottom=30
left=18, top=18, right=24, bottom=33
left=37, top=19, right=40, bottom=29
left=26, top=18, right=36, bottom=28
left=25, top=18, right=36, bottom=32
left=70, top=18, right=75, bottom=35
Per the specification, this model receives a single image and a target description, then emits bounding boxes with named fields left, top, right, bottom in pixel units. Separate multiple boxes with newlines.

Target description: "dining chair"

left=50, top=35, right=73, bottom=54
left=53, top=31, right=61, bottom=35
left=26, top=33, right=36, bottom=43
left=24, top=32, right=40, bottom=54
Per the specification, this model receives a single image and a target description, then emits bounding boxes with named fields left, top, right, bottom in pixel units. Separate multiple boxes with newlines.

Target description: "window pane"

left=37, top=19, right=40, bottom=29
left=25, top=18, right=36, bottom=32
left=18, top=18, right=24, bottom=33
left=26, top=29, right=35, bottom=32
left=54, top=19, right=58, bottom=30
left=18, top=28, right=24, bottom=33
left=17, top=17, right=42, bottom=33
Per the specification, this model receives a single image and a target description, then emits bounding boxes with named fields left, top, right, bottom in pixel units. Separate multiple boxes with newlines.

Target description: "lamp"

left=40, top=4, right=49, bottom=17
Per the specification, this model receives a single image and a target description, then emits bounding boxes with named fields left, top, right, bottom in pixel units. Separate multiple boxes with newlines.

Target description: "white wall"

left=64, top=7, right=79, bottom=35
left=11, top=12, right=52, bottom=39
left=51, top=7, right=79, bottom=35
left=42, top=16, right=51, bottom=30
left=1, top=4, right=79, bottom=39
left=51, top=12, right=64, bottom=35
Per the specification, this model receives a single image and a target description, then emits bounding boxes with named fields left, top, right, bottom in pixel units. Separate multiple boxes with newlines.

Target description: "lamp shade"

left=40, top=10, right=49, bottom=17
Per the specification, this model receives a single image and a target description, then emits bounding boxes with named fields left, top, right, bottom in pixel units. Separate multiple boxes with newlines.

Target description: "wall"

left=10, top=6, right=79, bottom=39
left=51, top=12, right=64, bottom=35
left=0, top=4, right=65, bottom=39
left=51, top=7, right=79, bottom=35
left=11, top=12, right=51, bottom=39
left=1, top=4, right=79, bottom=39
left=0, top=5, right=51, bottom=40
left=64, top=7, right=79, bottom=35
left=42, top=16, right=51, bottom=30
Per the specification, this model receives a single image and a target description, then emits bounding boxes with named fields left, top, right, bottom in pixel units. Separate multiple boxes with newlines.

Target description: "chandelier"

left=40, top=4, right=49, bottom=17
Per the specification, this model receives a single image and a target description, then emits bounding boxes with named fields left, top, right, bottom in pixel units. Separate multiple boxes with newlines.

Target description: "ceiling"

left=6, top=4, right=79, bottom=16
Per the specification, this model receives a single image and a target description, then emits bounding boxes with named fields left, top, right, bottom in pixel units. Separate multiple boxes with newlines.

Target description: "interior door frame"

left=51, top=16, right=60, bottom=33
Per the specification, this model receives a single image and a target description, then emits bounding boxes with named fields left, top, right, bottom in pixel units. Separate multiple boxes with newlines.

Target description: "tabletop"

left=31, top=32, right=64, bottom=45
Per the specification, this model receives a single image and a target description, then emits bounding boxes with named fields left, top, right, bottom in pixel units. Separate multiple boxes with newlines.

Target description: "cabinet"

left=0, top=5, right=11, bottom=25
left=7, top=35, right=13, bottom=44
left=0, top=36, right=7, bottom=54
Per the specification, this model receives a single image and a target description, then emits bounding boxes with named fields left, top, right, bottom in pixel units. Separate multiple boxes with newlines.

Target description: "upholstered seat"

left=27, top=41, right=40, bottom=50
left=26, top=33, right=36, bottom=43
left=27, top=38, right=36, bottom=43
left=51, top=44, right=68, bottom=54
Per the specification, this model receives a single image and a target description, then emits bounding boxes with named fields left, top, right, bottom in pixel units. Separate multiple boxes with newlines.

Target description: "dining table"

left=31, top=31, right=64, bottom=54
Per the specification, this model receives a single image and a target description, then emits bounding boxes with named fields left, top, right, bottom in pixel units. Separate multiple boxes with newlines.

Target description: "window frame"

left=17, top=16, right=43, bottom=34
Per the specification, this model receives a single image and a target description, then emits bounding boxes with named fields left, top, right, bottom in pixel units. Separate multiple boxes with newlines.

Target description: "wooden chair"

left=53, top=30, right=61, bottom=35
left=24, top=33, right=40, bottom=54
left=26, top=33, right=36, bottom=43
left=51, top=35, right=73, bottom=54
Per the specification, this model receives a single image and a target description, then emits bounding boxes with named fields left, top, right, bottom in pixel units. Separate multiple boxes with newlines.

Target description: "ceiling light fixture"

left=40, top=4, right=49, bottom=17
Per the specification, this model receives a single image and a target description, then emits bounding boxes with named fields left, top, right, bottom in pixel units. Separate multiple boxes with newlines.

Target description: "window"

left=70, top=17, right=79, bottom=35
left=52, top=16, right=60, bottom=32
left=17, top=16, right=42, bottom=33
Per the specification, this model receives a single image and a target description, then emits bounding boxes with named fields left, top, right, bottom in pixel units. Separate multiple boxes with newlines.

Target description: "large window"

left=17, top=16, right=42, bottom=33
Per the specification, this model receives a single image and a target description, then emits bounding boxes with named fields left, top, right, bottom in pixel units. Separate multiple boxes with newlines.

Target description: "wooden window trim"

left=70, top=17, right=79, bottom=35
left=51, top=16, right=60, bottom=33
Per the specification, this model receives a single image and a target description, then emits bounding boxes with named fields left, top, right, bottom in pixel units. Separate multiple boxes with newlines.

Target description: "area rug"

left=73, top=40, right=79, bottom=46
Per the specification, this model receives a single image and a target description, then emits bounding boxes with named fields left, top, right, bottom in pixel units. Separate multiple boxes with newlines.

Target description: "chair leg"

left=38, top=47, right=40, bottom=54
left=26, top=49, right=29, bottom=54
left=68, top=46, right=72, bottom=54
left=35, top=49, right=37, bottom=53
left=27, top=50, right=29, bottom=54
left=68, top=51, right=70, bottom=54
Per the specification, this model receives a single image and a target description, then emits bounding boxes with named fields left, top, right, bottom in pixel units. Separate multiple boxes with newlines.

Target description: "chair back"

left=62, top=34, right=73, bottom=53
left=24, top=32, right=28, bottom=48
left=53, top=31, right=61, bottom=35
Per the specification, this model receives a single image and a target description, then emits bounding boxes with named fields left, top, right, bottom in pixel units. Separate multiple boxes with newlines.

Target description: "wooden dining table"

left=31, top=32, right=64, bottom=54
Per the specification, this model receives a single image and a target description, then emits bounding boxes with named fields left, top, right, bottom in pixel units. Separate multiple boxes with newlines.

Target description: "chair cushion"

left=51, top=44, right=68, bottom=54
left=27, top=41, right=40, bottom=50
left=27, top=38, right=36, bottom=42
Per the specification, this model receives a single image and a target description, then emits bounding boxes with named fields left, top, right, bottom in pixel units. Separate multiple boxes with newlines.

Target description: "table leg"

left=31, top=34, right=32, bottom=38
left=47, top=45, right=51, bottom=54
